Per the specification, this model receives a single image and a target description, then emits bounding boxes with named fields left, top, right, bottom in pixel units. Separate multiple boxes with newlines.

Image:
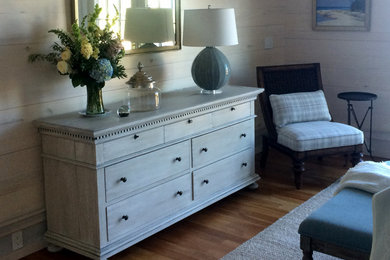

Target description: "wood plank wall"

left=0, top=0, right=284, bottom=258
left=284, top=1, right=390, bottom=158
left=3, top=0, right=389, bottom=258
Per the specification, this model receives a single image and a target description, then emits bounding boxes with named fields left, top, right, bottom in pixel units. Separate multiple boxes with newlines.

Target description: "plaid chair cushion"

left=277, top=121, right=364, bottom=152
left=269, top=90, right=331, bottom=128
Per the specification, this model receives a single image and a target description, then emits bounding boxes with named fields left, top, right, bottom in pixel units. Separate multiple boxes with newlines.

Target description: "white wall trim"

left=0, top=209, right=45, bottom=237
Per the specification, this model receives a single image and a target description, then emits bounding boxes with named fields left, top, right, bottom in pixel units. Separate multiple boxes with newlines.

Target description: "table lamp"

left=124, top=8, right=175, bottom=48
left=183, top=7, right=238, bottom=94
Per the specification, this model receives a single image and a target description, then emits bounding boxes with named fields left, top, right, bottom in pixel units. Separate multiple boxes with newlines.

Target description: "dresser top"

left=35, top=85, right=263, bottom=140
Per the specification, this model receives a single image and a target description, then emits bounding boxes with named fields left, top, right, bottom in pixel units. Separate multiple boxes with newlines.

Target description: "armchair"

left=257, top=63, right=363, bottom=189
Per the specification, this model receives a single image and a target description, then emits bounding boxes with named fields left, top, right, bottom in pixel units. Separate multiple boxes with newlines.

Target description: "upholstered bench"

left=298, top=188, right=373, bottom=260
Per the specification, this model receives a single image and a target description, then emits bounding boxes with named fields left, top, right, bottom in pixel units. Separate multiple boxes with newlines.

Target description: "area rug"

left=222, top=182, right=341, bottom=260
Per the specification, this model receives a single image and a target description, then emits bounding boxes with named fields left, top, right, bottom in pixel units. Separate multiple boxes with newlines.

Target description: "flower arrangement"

left=29, top=4, right=127, bottom=115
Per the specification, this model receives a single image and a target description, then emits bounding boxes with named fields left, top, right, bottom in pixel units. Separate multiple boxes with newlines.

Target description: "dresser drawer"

left=193, top=149, right=253, bottom=201
left=102, top=127, right=164, bottom=162
left=164, top=113, right=212, bottom=142
left=105, top=141, right=190, bottom=202
left=107, top=173, right=192, bottom=241
left=212, top=102, right=251, bottom=127
left=192, top=119, right=254, bottom=168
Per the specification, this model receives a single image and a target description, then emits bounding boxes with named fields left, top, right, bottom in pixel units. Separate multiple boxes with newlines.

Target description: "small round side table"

left=337, top=91, right=377, bottom=158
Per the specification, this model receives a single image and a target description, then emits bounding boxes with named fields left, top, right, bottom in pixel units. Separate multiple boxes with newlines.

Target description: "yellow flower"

left=61, top=48, right=72, bottom=61
left=81, top=39, right=93, bottom=60
left=57, top=60, right=69, bottom=74
left=92, top=47, right=100, bottom=60
left=60, top=48, right=72, bottom=61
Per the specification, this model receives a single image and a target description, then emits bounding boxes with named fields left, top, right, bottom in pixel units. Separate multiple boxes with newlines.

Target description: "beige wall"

left=284, top=0, right=390, bottom=158
left=0, top=0, right=284, bottom=258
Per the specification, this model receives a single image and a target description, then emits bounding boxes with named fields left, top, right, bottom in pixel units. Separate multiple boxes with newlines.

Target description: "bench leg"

left=302, top=250, right=313, bottom=260
left=300, top=235, right=313, bottom=260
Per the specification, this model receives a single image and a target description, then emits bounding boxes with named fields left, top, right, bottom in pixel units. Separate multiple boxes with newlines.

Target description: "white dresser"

left=35, top=85, right=263, bottom=259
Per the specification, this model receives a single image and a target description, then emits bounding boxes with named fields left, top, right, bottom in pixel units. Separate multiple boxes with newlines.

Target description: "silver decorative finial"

left=137, top=62, right=144, bottom=72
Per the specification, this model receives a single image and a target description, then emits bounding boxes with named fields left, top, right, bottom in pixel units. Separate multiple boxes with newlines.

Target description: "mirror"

left=72, top=0, right=181, bottom=54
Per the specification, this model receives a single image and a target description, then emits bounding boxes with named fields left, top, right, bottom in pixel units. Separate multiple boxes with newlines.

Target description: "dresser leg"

left=246, top=182, right=259, bottom=190
left=47, top=243, right=63, bottom=253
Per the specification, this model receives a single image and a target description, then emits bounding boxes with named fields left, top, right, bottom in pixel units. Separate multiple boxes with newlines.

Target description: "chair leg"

left=351, top=152, right=363, bottom=166
left=293, top=160, right=305, bottom=189
left=343, top=154, right=348, bottom=167
left=260, top=136, right=269, bottom=169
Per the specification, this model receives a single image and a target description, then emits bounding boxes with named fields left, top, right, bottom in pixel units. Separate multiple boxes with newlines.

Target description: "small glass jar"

left=126, top=62, right=161, bottom=112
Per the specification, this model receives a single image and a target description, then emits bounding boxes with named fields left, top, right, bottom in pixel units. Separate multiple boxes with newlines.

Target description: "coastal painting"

left=313, top=0, right=370, bottom=31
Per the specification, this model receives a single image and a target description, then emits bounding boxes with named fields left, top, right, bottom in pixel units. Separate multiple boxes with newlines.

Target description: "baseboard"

left=0, top=210, right=47, bottom=259
left=1, top=236, right=46, bottom=260
left=367, top=133, right=390, bottom=159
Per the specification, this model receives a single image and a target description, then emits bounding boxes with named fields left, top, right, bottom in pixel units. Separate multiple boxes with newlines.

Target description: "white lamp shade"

left=124, top=8, right=175, bottom=43
left=183, top=8, right=238, bottom=47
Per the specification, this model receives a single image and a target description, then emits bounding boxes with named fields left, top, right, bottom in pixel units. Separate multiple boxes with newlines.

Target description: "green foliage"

left=49, top=29, right=74, bottom=50
left=28, top=53, right=59, bottom=65
left=28, top=4, right=127, bottom=89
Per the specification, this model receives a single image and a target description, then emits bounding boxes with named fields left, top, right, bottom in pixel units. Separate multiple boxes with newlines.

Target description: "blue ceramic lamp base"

left=191, top=47, right=231, bottom=94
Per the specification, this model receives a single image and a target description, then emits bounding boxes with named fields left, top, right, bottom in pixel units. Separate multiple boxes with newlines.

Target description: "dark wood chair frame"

left=257, top=63, right=363, bottom=189
left=300, top=235, right=370, bottom=260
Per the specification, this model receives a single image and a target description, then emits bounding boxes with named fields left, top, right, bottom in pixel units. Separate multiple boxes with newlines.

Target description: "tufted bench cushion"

left=277, top=121, right=364, bottom=152
left=298, top=187, right=373, bottom=254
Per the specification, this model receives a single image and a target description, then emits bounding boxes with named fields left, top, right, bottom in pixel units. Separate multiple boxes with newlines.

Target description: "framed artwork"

left=313, top=0, right=370, bottom=31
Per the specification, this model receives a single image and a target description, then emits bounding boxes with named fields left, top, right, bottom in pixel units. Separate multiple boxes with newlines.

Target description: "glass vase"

left=86, top=85, right=105, bottom=115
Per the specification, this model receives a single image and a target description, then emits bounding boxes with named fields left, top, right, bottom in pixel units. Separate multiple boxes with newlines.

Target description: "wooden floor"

left=23, top=150, right=374, bottom=260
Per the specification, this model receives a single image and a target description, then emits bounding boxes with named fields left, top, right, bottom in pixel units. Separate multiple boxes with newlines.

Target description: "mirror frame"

left=71, top=0, right=181, bottom=55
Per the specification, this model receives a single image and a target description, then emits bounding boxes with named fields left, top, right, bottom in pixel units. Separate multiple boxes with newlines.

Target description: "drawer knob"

left=122, top=215, right=129, bottom=221
left=120, top=177, right=127, bottom=183
left=201, top=148, right=208, bottom=153
left=175, top=157, right=182, bottom=162
left=134, top=134, right=140, bottom=140
left=230, top=107, right=236, bottom=111
left=242, top=162, right=248, bottom=167
left=240, top=133, right=247, bottom=138
left=187, top=119, right=193, bottom=124
left=203, top=179, right=209, bottom=184
left=176, top=191, right=183, bottom=196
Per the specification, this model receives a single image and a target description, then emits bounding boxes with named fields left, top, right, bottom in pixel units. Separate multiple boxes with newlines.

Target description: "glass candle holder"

left=126, top=62, right=161, bottom=112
